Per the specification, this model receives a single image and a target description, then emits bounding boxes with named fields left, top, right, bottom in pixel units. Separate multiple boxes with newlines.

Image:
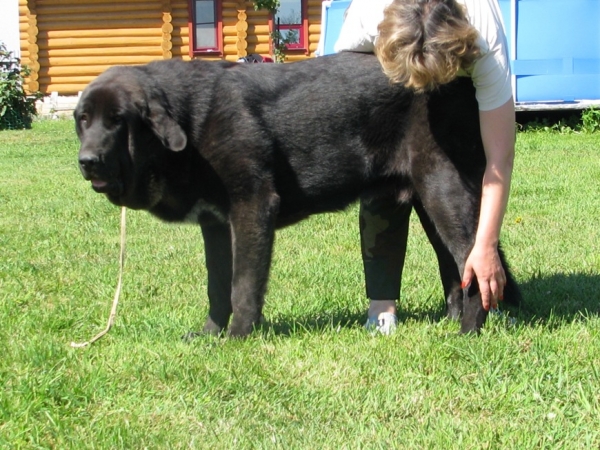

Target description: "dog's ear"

left=146, top=98, right=187, bottom=152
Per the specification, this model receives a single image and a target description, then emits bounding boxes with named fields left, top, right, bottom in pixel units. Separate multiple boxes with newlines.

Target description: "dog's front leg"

left=227, top=193, right=280, bottom=337
left=199, top=221, right=233, bottom=335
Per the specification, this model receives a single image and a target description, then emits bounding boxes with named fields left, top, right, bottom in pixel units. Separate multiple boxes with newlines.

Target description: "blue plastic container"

left=499, top=0, right=600, bottom=104
left=316, top=1, right=352, bottom=57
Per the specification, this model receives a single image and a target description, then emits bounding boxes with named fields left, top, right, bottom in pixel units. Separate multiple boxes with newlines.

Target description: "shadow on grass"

left=515, top=272, right=600, bottom=326
left=262, top=272, right=600, bottom=336
left=262, top=303, right=446, bottom=337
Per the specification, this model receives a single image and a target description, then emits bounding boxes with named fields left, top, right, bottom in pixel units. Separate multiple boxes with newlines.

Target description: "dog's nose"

left=79, top=153, right=100, bottom=171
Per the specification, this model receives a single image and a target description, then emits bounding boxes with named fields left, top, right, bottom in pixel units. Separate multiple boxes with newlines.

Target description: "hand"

left=462, top=243, right=506, bottom=311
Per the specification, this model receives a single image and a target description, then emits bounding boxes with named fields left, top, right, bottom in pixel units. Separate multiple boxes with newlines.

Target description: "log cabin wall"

left=19, top=0, right=324, bottom=95
left=306, top=0, right=323, bottom=56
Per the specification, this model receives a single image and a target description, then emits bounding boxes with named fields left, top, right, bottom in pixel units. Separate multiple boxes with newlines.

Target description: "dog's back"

left=128, top=53, right=483, bottom=225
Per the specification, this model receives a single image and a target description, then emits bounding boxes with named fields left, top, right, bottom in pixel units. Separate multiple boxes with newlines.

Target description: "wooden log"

left=34, top=0, right=152, bottom=5
left=223, top=9, right=239, bottom=18
left=36, top=11, right=162, bottom=23
left=171, top=17, right=189, bottom=26
left=247, top=43, right=271, bottom=54
left=247, top=24, right=271, bottom=34
left=225, top=35, right=270, bottom=45
left=171, top=21, right=190, bottom=33
left=236, top=21, right=249, bottom=32
left=225, top=44, right=271, bottom=56
left=308, top=34, right=321, bottom=44
left=236, top=40, right=248, bottom=52
left=246, top=8, right=270, bottom=17
left=43, top=65, right=151, bottom=76
left=39, top=55, right=162, bottom=68
left=39, top=36, right=162, bottom=50
left=308, top=24, right=322, bottom=34
left=27, top=0, right=40, bottom=93
left=170, top=36, right=187, bottom=46
left=36, top=20, right=161, bottom=32
left=38, top=47, right=162, bottom=58
left=39, top=28, right=165, bottom=39
left=286, top=54, right=308, bottom=63
left=223, top=44, right=237, bottom=55
left=36, top=3, right=160, bottom=15
left=222, top=1, right=240, bottom=9
left=39, top=75, right=97, bottom=85
left=170, top=48, right=192, bottom=60
left=222, top=25, right=241, bottom=36
left=171, top=8, right=189, bottom=19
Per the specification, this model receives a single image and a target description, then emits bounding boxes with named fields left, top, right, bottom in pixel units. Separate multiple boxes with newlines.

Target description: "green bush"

left=580, top=106, right=600, bottom=134
left=0, top=42, right=41, bottom=130
left=519, top=107, right=600, bottom=134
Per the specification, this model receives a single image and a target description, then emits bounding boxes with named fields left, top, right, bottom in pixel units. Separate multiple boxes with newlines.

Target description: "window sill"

left=191, top=50, right=223, bottom=57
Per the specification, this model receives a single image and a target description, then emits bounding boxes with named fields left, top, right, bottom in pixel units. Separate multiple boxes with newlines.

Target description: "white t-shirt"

left=334, top=0, right=512, bottom=111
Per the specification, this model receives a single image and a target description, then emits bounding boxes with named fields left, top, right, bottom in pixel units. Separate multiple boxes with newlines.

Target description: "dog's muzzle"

left=78, top=152, right=122, bottom=195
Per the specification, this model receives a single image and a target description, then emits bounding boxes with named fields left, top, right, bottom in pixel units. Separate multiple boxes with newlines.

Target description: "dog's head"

left=75, top=66, right=187, bottom=209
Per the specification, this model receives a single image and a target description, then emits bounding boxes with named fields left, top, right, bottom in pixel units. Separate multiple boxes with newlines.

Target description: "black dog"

left=75, top=52, right=520, bottom=337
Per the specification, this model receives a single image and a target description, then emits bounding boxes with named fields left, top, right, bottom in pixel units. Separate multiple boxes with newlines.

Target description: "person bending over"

left=335, top=0, right=515, bottom=334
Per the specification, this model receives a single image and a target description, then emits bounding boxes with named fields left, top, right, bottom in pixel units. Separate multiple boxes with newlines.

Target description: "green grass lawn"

left=1, top=119, right=599, bottom=448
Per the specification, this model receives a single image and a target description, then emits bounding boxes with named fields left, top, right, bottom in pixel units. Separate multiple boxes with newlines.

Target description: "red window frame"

left=188, top=0, right=223, bottom=57
left=272, top=0, right=308, bottom=53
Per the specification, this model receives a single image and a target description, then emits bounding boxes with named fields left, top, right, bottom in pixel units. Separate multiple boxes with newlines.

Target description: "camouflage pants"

left=359, top=196, right=412, bottom=301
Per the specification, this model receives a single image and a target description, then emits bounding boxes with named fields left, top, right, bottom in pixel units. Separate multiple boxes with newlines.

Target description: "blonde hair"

left=375, top=0, right=481, bottom=91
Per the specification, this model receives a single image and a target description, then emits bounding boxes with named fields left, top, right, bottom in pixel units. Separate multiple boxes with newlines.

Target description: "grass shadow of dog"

left=260, top=272, right=600, bottom=336
left=258, top=299, right=448, bottom=337
left=514, top=272, right=600, bottom=328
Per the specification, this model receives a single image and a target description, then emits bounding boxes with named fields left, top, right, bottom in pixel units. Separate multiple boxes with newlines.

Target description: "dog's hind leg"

left=410, top=151, right=489, bottom=333
left=413, top=200, right=464, bottom=321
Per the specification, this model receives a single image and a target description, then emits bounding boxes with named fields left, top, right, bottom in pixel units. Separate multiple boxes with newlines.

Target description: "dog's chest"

left=183, top=199, right=227, bottom=224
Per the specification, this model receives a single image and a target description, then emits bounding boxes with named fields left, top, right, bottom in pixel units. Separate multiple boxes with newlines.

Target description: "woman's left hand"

left=462, top=242, right=506, bottom=311
left=465, top=98, right=515, bottom=312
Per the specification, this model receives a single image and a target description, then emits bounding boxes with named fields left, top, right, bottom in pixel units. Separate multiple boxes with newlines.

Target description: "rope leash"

left=71, top=206, right=127, bottom=348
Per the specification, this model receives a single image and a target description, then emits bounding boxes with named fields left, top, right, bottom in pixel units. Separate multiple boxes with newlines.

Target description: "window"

left=190, top=0, right=222, bottom=55
left=274, top=0, right=307, bottom=51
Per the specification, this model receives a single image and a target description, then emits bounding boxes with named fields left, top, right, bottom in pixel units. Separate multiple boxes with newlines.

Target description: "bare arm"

left=462, top=97, right=515, bottom=310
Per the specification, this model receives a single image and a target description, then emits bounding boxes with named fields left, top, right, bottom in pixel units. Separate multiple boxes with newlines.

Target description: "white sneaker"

left=364, top=312, right=398, bottom=335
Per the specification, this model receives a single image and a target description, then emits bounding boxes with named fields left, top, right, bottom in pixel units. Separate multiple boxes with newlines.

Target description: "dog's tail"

left=499, top=246, right=522, bottom=307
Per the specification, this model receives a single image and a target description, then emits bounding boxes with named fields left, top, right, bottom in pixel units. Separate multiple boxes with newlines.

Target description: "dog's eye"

left=79, top=114, right=88, bottom=127
left=111, top=114, right=123, bottom=126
